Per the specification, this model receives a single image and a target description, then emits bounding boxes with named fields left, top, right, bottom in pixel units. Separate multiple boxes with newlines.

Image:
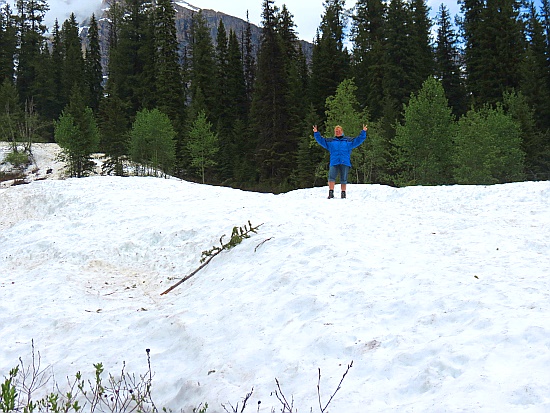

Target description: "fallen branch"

left=160, top=221, right=262, bottom=295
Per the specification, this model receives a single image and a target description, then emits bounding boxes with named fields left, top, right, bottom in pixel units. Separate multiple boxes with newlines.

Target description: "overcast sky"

left=4, top=0, right=462, bottom=42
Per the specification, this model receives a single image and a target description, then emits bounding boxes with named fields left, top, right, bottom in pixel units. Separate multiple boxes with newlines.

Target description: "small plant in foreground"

left=0, top=344, right=170, bottom=413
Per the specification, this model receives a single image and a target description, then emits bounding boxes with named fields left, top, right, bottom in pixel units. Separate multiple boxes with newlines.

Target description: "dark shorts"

left=328, top=165, right=350, bottom=184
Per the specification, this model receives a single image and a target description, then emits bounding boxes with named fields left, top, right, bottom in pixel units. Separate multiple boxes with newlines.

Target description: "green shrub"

left=5, top=151, right=29, bottom=167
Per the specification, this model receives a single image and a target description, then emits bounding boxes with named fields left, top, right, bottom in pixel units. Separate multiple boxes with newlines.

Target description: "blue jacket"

left=314, top=130, right=367, bottom=167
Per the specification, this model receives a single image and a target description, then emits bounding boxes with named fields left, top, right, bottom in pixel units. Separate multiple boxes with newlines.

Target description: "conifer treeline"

left=1, top=0, right=549, bottom=190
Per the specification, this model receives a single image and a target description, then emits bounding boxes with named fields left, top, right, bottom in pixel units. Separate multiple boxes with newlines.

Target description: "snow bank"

left=1, top=173, right=550, bottom=412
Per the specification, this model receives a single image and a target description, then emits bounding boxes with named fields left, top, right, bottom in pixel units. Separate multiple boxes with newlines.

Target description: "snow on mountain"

left=175, top=1, right=200, bottom=12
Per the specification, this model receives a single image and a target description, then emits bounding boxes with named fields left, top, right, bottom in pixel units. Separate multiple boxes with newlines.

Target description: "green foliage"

left=434, top=4, right=467, bottom=117
left=129, top=108, right=176, bottom=177
left=200, top=221, right=261, bottom=263
left=0, top=79, right=22, bottom=144
left=193, top=403, right=208, bottom=413
left=454, top=104, right=525, bottom=184
left=392, top=76, right=456, bottom=186
left=187, top=110, right=218, bottom=183
left=309, top=0, right=350, bottom=120
left=98, top=90, right=130, bottom=176
left=0, top=366, right=18, bottom=413
left=5, top=150, right=29, bottom=166
left=55, top=88, right=100, bottom=178
left=354, top=120, right=389, bottom=184
left=1, top=347, right=164, bottom=413
left=85, top=14, right=103, bottom=113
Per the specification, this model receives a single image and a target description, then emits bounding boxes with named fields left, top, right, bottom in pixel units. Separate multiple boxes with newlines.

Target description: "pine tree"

left=249, top=0, right=295, bottom=187
left=0, top=78, right=23, bottom=145
left=243, top=13, right=256, bottom=111
left=392, top=76, right=456, bottom=186
left=109, top=0, right=155, bottom=115
left=502, top=90, right=547, bottom=179
left=55, top=87, right=100, bottom=178
left=187, top=109, right=219, bottom=184
left=61, top=14, right=85, bottom=105
left=152, top=0, right=185, bottom=164
left=461, top=0, right=525, bottom=106
left=278, top=5, right=308, bottom=145
left=15, top=0, right=49, bottom=105
left=48, top=19, right=64, bottom=119
left=521, top=2, right=550, bottom=132
left=216, top=28, right=248, bottom=182
left=98, top=87, right=130, bottom=176
left=227, top=30, right=247, bottom=124
left=0, top=4, right=17, bottom=82
left=309, top=0, right=350, bottom=120
left=85, top=14, right=103, bottom=113
left=213, top=18, right=232, bottom=180
left=435, top=4, right=467, bottom=117
left=189, top=11, right=217, bottom=118
left=351, top=0, right=386, bottom=120
left=383, top=0, right=417, bottom=125
left=409, top=0, right=434, bottom=91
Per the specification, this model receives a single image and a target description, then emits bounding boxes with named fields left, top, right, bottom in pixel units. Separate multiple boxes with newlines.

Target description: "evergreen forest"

left=1, top=0, right=550, bottom=191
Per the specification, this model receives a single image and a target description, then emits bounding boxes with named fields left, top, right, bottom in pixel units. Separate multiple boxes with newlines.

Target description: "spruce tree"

left=503, top=91, right=548, bottom=179
left=55, top=87, right=100, bottom=178
left=189, top=11, right=217, bottom=119
left=243, top=13, right=256, bottom=111
left=249, top=0, right=294, bottom=187
left=217, top=29, right=248, bottom=182
left=61, top=14, right=85, bottom=105
left=351, top=0, right=386, bottom=120
left=227, top=30, right=247, bottom=124
left=460, top=0, right=485, bottom=104
left=278, top=5, right=308, bottom=147
left=15, top=0, right=49, bottom=105
left=98, top=87, right=130, bottom=176
left=152, top=0, right=185, bottom=161
left=392, top=76, right=456, bottom=186
left=187, top=109, right=219, bottom=184
left=0, top=78, right=23, bottom=145
left=49, top=19, right=64, bottom=119
left=109, top=0, right=155, bottom=115
left=521, top=2, right=550, bottom=132
left=213, top=18, right=232, bottom=181
left=85, top=14, right=103, bottom=113
left=309, top=0, right=350, bottom=120
left=409, top=0, right=434, bottom=91
left=461, top=0, right=525, bottom=106
left=435, top=4, right=467, bottom=117
left=0, top=4, right=17, bottom=82
left=382, top=0, right=417, bottom=128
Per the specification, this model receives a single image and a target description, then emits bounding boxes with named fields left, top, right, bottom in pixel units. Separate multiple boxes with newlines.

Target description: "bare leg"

left=329, top=181, right=335, bottom=190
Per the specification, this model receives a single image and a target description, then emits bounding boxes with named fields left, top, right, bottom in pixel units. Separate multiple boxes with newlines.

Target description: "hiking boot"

left=328, top=189, right=334, bottom=199
left=341, top=191, right=346, bottom=199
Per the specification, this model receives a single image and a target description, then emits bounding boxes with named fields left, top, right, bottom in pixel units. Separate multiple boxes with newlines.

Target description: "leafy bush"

left=454, top=103, right=525, bottom=184
left=129, top=108, right=176, bottom=177
left=5, top=150, right=29, bottom=167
